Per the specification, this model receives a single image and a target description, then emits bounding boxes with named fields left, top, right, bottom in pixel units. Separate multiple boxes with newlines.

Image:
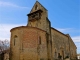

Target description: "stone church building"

left=10, top=1, right=77, bottom=60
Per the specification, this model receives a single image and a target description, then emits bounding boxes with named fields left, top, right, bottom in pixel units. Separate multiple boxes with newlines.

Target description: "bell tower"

left=27, top=9, right=43, bottom=27
left=27, top=1, right=52, bottom=60
left=27, top=1, right=51, bottom=34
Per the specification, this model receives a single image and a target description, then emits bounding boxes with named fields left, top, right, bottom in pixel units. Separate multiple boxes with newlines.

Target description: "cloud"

left=0, top=1, right=29, bottom=9
left=57, top=28, right=80, bottom=33
left=75, top=42, right=80, bottom=54
left=72, top=36, right=80, bottom=42
left=72, top=36, right=80, bottom=53
left=0, top=24, right=25, bottom=40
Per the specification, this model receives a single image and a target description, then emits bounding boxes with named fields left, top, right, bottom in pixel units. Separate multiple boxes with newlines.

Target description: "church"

left=10, top=1, right=77, bottom=60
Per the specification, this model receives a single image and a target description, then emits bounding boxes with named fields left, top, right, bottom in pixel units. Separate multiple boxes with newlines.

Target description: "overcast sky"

left=0, top=0, right=80, bottom=53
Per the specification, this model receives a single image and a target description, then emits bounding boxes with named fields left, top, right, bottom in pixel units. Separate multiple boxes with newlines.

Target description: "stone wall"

left=51, top=28, right=70, bottom=60
left=10, top=26, right=48, bottom=60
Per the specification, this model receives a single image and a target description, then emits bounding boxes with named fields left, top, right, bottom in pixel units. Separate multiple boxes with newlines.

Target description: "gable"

left=30, top=1, right=47, bottom=13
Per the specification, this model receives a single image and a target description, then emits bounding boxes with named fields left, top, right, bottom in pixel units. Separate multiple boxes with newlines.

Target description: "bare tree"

left=0, top=40, right=10, bottom=54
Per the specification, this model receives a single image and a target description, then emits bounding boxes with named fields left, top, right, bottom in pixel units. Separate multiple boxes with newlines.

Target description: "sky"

left=0, top=0, right=80, bottom=53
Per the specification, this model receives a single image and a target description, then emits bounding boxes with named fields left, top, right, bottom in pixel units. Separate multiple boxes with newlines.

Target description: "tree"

left=0, top=39, right=10, bottom=60
left=0, top=39, right=10, bottom=55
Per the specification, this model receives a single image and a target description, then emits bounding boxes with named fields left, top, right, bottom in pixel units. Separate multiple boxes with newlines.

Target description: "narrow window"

left=14, top=38, right=15, bottom=46
left=14, top=35, right=17, bottom=46
left=35, top=5, right=38, bottom=10
left=39, top=36, right=41, bottom=45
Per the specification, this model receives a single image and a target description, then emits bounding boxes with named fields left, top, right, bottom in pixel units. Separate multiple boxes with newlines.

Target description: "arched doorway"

left=60, top=47, right=64, bottom=60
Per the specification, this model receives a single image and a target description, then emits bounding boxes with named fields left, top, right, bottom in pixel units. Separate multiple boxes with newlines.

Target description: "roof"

left=51, top=27, right=67, bottom=37
left=10, top=26, right=47, bottom=33
left=30, top=1, right=47, bottom=13
left=36, top=1, right=47, bottom=11
left=51, top=27, right=77, bottom=48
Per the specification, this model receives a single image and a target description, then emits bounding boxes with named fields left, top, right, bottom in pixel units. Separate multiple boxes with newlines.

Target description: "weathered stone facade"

left=10, top=1, right=77, bottom=60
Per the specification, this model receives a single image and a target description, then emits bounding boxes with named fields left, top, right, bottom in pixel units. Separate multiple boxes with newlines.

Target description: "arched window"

left=14, top=35, right=17, bottom=46
left=39, top=36, right=41, bottom=45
